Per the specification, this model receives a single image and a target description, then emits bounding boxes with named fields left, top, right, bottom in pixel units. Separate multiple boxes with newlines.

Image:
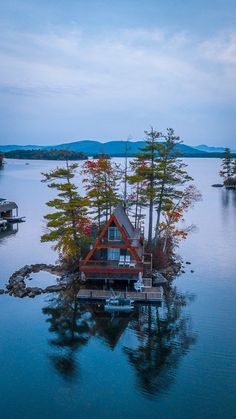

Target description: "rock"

left=152, top=272, right=168, bottom=285
left=26, top=287, right=43, bottom=295
left=9, top=275, right=24, bottom=284
left=45, top=285, right=66, bottom=293
left=186, top=261, right=191, bottom=265
left=181, top=270, right=185, bottom=274
left=191, top=270, right=194, bottom=273
left=0, top=289, right=5, bottom=295
left=211, top=184, right=223, bottom=187
left=28, top=292, right=36, bottom=298
left=14, top=289, right=28, bottom=298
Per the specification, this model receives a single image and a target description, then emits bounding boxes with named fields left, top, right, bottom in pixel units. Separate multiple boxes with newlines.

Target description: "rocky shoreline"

left=1, top=263, right=80, bottom=298
left=0, top=259, right=193, bottom=299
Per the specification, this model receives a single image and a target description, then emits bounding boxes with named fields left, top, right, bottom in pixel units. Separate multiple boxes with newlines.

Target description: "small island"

left=4, top=149, right=88, bottom=161
left=3, top=127, right=201, bottom=299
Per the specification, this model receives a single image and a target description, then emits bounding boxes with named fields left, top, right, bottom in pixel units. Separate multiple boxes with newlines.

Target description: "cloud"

left=1, top=26, right=236, bottom=106
left=0, top=25, right=236, bottom=144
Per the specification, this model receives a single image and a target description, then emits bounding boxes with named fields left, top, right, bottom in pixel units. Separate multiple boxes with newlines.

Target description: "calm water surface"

left=0, top=158, right=235, bottom=419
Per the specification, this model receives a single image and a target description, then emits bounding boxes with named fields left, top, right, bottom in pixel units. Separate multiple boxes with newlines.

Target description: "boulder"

left=45, top=285, right=66, bottom=293
left=0, top=289, right=5, bottom=295
left=152, top=272, right=168, bottom=285
left=26, top=287, right=43, bottom=295
left=14, top=289, right=28, bottom=298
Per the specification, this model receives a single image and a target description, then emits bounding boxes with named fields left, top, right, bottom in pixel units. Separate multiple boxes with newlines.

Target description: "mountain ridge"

left=0, top=140, right=207, bottom=156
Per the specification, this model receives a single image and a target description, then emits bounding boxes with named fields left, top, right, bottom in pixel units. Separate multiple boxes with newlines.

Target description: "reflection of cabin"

left=80, top=205, right=144, bottom=282
left=89, top=304, right=134, bottom=350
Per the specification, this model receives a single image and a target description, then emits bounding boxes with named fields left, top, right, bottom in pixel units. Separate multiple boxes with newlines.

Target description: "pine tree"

left=41, top=161, right=89, bottom=269
left=127, top=158, right=147, bottom=229
left=134, top=127, right=163, bottom=247
left=220, top=148, right=233, bottom=180
left=129, top=127, right=192, bottom=248
left=154, top=128, right=192, bottom=243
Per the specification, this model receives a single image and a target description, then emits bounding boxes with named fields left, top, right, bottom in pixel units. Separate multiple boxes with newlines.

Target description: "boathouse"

left=80, top=205, right=144, bottom=282
left=0, top=199, right=18, bottom=220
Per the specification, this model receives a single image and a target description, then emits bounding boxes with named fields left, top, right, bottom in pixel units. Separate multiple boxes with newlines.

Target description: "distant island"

left=4, top=149, right=87, bottom=161
left=1, top=140, right=236, bottom=159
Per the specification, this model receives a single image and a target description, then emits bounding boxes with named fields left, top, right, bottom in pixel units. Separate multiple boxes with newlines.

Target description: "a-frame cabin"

left=80, top=205, right=144, bottom=282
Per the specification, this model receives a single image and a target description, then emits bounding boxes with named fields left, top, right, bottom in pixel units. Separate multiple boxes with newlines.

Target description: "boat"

left=105, top=296, right=134, bottom=311
left=105, top=289, right=134, bottom=311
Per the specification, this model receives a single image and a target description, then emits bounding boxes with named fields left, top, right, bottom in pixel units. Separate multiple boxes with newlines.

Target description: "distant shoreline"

left=4, top=150, right=236, bottom=161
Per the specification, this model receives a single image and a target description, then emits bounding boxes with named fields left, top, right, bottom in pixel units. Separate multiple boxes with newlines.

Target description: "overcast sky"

left=1, top=0, right=236, bottom=147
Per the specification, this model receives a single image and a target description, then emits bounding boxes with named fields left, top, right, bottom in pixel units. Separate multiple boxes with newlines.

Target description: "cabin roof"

left=0, top=200, right=18, bottom=212
left=113, top=205, right=135, bottom=238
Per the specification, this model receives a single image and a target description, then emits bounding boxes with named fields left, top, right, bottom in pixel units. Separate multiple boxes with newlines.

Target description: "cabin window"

left=108, top=227, right=122, bottom=241
left=108, top=248, right=120, bottom=260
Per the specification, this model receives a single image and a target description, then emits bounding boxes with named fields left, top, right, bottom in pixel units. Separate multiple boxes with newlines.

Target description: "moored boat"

left=105, top=296, right=134, bottom=312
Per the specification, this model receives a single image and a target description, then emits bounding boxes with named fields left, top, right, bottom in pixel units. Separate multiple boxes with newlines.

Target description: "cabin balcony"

left=80, top=259, right=143, bottom=274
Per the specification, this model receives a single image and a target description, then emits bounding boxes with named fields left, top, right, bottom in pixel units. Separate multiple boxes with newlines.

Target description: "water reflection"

left=0, top=223, right=18, bottom=243
left=124, top=287, right=197, bottom=397
left=42, top=292, right=96, bottom=380
left=43, top=286, right=196, bottom=396
left=221, top=189, right=230, bottom=208
left=221, top=188, right=236, bottom=209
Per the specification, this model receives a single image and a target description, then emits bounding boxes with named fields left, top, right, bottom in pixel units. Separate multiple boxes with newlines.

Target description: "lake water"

left=0, top=158, right=235, bottom=419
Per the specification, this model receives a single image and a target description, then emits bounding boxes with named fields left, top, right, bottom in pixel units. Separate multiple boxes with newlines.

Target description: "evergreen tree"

left=41, top=161, right=89, bottom=268
left=129, top=127, right=192, bottom=248
left=232, top=158, right=236, bottom=176
left=220, top=148, right=233, bottom=179
left=153, top=128, right=192, bottom=243
left=133, top=127, right=163, bottom=247
left=127, top=158, right=147, bottom=229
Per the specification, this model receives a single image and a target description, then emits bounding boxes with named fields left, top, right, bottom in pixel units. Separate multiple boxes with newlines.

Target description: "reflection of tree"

left=123, top=286, right=197, bottom=398
left=42, top=291, right=95, bottom=380
left=42, top=286, right=196, bottom=394
left=221, top=189, right=230, bottom=208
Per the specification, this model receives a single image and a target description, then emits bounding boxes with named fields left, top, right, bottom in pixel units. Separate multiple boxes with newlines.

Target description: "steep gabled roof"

left=113, top=205, right=135, bottom=238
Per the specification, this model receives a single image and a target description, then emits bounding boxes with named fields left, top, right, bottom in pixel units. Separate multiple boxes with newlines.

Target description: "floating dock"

left=77, top=287, right=163, bottom=303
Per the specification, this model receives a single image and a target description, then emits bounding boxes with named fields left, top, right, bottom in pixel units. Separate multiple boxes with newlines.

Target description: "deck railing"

left=80, top=259, right=143, bottom=270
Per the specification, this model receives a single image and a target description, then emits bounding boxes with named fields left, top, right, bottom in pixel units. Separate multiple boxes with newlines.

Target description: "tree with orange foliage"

left=159, top=185, right=201, bottom=253
left=81, top=157, right=120, bottom=229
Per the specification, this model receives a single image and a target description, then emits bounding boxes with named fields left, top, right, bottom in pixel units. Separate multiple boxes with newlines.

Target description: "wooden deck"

left=77, top=287, right=163, bottom=303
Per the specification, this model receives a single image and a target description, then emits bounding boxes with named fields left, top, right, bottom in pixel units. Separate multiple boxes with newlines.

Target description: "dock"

left=3, top=216, right=26, bottom=223
left=77, top=287, right=163, bottom=303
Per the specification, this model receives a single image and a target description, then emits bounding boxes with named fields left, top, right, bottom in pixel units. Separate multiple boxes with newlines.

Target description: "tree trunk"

left=155, top=180, right=165, bottom=244
left=148, top=198, right=153, bottom=247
